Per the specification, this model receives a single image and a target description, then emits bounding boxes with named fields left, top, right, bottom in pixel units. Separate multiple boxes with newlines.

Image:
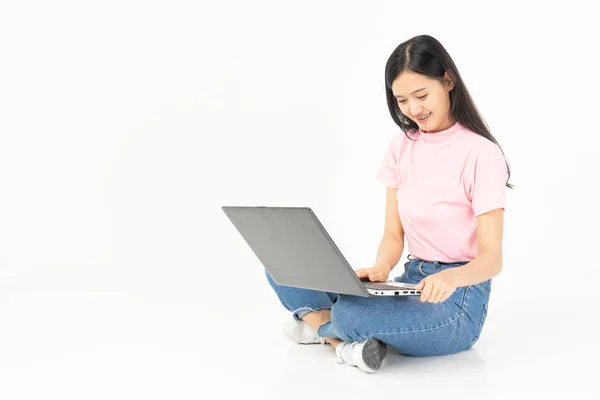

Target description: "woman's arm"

left=375, top=187, right=405, bottom=271
left=448, top=208, right=504, bottom=287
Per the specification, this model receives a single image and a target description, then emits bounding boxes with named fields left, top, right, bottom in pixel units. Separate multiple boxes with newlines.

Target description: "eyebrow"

left=393, top=87, right=428, bottom=98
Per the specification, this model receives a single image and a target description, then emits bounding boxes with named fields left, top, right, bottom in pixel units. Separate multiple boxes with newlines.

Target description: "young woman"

left=265, top=34, right=512, bottom=373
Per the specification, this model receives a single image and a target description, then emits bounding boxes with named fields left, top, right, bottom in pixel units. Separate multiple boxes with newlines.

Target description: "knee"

left=389, top=330, right=474, bottom=357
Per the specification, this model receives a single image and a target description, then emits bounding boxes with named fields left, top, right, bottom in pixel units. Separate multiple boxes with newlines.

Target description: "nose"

left=409, top=102, right=424, bottom=117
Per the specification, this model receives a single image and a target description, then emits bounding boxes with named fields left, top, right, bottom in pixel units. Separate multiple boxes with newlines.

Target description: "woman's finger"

left=440, top=291, right=453, bottom=303
left=355, top=268, right=368, bottom=278
left=427, top=283, right=439, bottom=302
left=432, top=287, right=446, bottom=303
left=419, top=280, right=432, bottom=302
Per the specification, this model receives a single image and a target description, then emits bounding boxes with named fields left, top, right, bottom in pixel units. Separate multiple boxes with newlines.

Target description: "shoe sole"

left=298, top=339, right=329, bottom=345
left=362, top=339, right=387, bottom=371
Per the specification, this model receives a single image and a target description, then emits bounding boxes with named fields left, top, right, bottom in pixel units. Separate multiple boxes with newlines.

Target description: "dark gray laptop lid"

left=222, top=206, right=370, bottom=297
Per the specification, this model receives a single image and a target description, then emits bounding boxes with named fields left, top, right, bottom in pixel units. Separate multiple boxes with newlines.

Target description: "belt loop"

left=434, top=261, right=440, bottom=268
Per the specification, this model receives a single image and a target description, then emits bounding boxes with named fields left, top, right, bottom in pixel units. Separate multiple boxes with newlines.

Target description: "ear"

left=444, top=71, right=455, bottom=91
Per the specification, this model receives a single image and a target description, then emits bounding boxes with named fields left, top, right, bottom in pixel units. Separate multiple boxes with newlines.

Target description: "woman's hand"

left=355, top=264, right=392, bottom=282
left=415, top=269, right=457, bottom=303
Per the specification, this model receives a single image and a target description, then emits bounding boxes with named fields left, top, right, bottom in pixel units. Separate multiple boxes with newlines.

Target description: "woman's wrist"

left=445, top=253, right=502, bottom=287
left=375, top=236, right=404, bottom=273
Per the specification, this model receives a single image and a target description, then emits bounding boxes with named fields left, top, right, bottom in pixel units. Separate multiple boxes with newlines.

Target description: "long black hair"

left=385, top=35, right=513, bottom=189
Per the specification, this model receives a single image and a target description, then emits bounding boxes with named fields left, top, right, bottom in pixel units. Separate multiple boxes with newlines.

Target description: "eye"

left=397, top=94, right=427, bottom=104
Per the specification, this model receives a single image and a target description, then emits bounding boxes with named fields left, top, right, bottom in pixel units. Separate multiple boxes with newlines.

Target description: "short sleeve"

left=468, top=144, right=508, bottom=216
left=375, top=138, right=400, bottom=188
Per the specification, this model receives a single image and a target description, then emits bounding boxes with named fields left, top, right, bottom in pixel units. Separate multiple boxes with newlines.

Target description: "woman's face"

left=391, top=71, right=455, bottom=133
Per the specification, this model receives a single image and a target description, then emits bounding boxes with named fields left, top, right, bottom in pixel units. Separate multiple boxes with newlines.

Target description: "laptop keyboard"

left=364, top=282, right=419, bottom=291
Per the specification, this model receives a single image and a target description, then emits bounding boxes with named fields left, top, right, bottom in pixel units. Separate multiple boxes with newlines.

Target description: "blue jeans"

left=265, top=256, right=491, bottom=357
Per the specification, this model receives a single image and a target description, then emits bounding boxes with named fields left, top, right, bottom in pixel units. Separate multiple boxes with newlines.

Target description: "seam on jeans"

left=463, top=286, right=484, bottom=343
left=478, top=303, right=488, bottom=333
left=463, top=285, right=473, bottom=310
left=469, top=303, right=488, bottom=346
left=475, top=282, right=490, bottom=295
left=366, top=312, right=466, bottom=337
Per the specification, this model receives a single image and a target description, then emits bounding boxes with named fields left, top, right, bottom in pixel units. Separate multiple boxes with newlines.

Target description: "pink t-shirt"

left=376, top=121, right=507, bottom=263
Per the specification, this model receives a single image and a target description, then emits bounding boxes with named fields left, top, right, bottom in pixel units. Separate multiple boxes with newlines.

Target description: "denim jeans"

left=265, top=256, right=491, bottom=357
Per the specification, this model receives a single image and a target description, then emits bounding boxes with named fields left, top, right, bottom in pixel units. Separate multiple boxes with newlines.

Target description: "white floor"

left=0, top=266, right=598, bottom=400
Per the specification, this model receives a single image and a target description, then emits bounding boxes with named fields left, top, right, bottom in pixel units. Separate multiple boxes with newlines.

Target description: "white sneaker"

left=336, top=338, right=387, bottom=373
left=283, top=318, right=327, bottom=344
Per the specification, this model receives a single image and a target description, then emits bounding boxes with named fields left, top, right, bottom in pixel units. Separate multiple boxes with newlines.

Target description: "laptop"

left=221, top=206, right=422, bottom=297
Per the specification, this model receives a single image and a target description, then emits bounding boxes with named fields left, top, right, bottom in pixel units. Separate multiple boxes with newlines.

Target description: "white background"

left=1, top=0, right=599, bottom=398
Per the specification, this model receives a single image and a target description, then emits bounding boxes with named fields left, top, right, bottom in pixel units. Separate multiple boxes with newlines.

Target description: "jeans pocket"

left=417, top=261, right=432, bottom=277
left=450, top=285, right=470, bottom=311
